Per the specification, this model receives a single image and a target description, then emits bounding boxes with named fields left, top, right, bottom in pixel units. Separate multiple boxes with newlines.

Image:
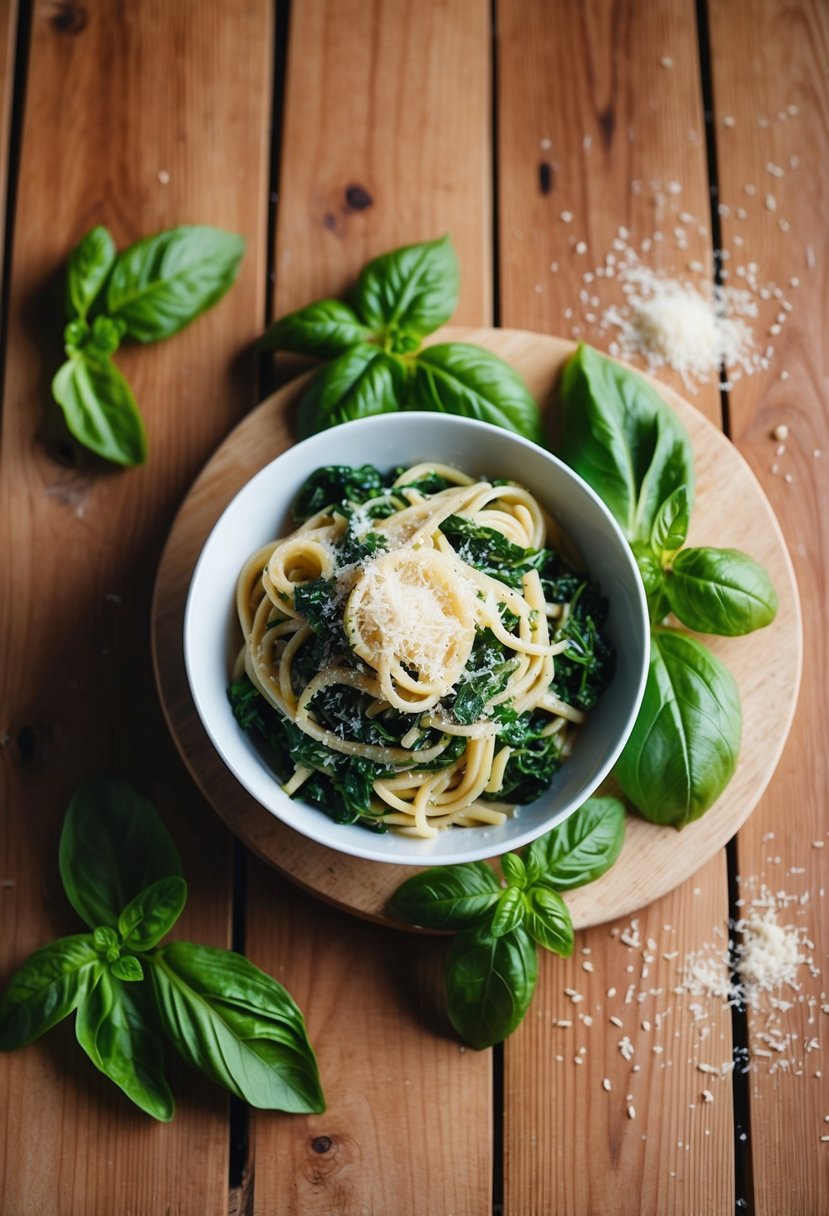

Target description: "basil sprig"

left=0, top=777, right=323, bottom=1121
left=259, top=235, right=544, bottom=443
left=390, top=796, right=625, bottom=1049
left=558, top=344, right=778, bottom=827
left=52, top=224, right=245, bottom=467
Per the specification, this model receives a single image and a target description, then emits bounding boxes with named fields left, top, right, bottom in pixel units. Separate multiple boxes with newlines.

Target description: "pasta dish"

left=228, top=463, right=614, bottom=837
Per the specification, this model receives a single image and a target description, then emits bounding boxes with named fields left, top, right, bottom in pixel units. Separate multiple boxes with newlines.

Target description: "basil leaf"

left=559, top=344, right=695, bottom=542
left=524, top=796, right=626, bottom=891
left=525, top=886, right=574, bottom=956
left=389, top=861, right=501, bottom=930
left=444, top=924, right=538, bottom=1050
left=51, top=354, right=147, bottom=467
left=259, top=299, right=374, bottom=357
left=490, top=888, right=525, bottom=938
left=76, top=969, right=174, bottom=1121
left=0, top=936, right=99, bottom=1049
left=615, top=627, right=742, bottom=827
left=117, top=876, right=188, bottom=951
left=93, top=926, right=120, bottom=956
left=410, top=343, right=544, bottom=443
left=66, top=225, right=116, bottom=320
left=500, top=853, right=526, bottom=888
left=149, top=942, right=324, bottom=1113
left=110, top=956, right=144, bottom=982
left=353, top=234, right=458, bottom=343
left=651, top=485, right=690, bottom=558
left=88, top=314, right=126, bottom=358
left=296, top=344, right=408, bottom=438
left=665, top=547, right=779, bottom=636
left=105, top=225, right=245, bottom=343
left=59, top=777, right=183, bottom=930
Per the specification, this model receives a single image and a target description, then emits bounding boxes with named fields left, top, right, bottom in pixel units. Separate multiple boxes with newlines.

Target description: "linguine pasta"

left=229, top=463, right=614, bottom=838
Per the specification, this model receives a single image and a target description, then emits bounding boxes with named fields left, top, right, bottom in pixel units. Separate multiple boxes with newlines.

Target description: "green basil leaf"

left=410, top=343, right=544, bottom=443
left=88, top=314, right=126, bottom=357
left=525, top=886, right=574, bottom=956
left=490, top=887, right=525, bottom=938
left=627, top=544, right=661, bottom=600
left=558, top=344, right=695, bottom=542
left=524, top=796, right=626, bottom=891
left=59, top=777, right=183, bottom=930
left=93, top=926, right=120, bottom=956
left=149, top=942, right=324, bottom=1113
left=105, top=225, right=245, bottom=343
left=651, top=485, right=690, bottom=559
left=444, top=924, right=538, bottom=1050
left=110, top=956, right=144, bottom=983
left=353, top=234, right=458, bottom=341
left=64, top=318, right=90, bottom=355
left=76, top=969, right=174, bottom=1121
left=0, top=936, right=99, bottom=1049
left=665, top=547, right=779, bottom=636
left=66, top=225, right=116, bottom=320
left=389, top=861, right=501, bottom=930
left=615, top=627, right=742, bottom=827
left=500, top=853, right=526, bottom=888
left=118, top=876, right=188, bottom=951
left=259, top=299, right=374, bottom=357
left=52, top=354, right=147, bottom=467
left=296, top=344, right=408, bottom=438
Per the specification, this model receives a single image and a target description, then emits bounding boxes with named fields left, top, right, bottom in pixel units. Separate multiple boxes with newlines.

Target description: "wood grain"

left=495, top=2, right=738, bottom=1212
left=152, top=326, right=800, bottom=927
left=708, top=2, right=829, bottom=1211
left=0, top=0, right=17, bottom=303
left=249, top=4, right=495, bottom=1213
left=0, top=2, right=272, bottom=1212
left=272, top=0, right=492, bottom=326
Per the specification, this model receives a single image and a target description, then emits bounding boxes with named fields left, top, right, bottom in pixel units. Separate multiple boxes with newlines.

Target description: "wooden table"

left=1, top=3, right=826, bottom=1213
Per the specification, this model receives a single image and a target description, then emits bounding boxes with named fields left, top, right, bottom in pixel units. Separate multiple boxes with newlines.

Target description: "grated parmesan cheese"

left=600, top=261, right=759, bottom=387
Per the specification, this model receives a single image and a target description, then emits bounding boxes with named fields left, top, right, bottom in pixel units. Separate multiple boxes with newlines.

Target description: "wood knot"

left=311, top=1135, right=334, bottom=1154
left=51, top=2, right=88, bottom=35
left=17, top=724, right=45, bottom=769
left=538, top=161, right=553, bottom=195
left=597, top=103, right=615, bottom=149
left=344, top=184, right=373, bottom=212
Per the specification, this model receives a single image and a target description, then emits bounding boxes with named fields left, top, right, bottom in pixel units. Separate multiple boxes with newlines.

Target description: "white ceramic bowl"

left=184, top=412, right=649, bottom=865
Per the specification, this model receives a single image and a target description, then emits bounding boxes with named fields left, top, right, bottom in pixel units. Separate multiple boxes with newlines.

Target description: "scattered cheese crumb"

left=602, top=1077, right=612, bottom=1092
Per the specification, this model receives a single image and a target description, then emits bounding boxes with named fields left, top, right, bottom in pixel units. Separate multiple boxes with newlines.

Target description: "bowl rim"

left=183, top=410, right=650, bottom=865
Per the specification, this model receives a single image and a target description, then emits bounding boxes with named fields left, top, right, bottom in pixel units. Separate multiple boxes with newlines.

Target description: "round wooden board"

left=151, top=327, right=802, bottom=932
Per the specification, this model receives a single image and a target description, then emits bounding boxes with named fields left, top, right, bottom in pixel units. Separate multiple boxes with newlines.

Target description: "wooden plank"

left=505, top=856, right=735, bottom=1216
left=0, top=2, right=272, bottom=1213
left=497, top=0, right=722, bottom=419
left=273, top=0, right=492, bottom=325
left=707, top=1, right=829, bottom=1210
left=0, top=0, right=18, bottom=300
left=250, top=2, right=494, bottom=1212
left=496, top=2, right=735, bottom=1212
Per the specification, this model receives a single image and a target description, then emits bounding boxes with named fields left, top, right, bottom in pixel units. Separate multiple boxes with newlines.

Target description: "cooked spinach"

left=447, top=625, right=518, bottom=725
left=549, top=583, right=615, bottom=712
left=292, top=464, right=390, bottom=519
